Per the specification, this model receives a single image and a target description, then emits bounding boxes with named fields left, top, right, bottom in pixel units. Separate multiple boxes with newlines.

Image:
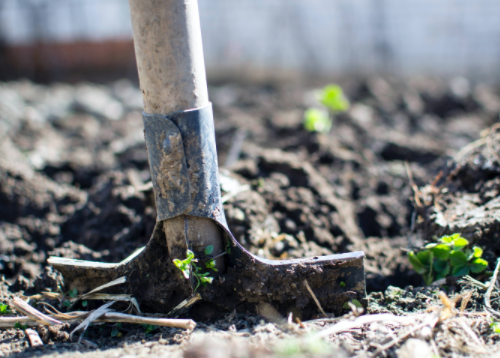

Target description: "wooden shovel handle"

left=128, top=0, right=224, bottom=270
left=129, top=0, right=209, bottom=114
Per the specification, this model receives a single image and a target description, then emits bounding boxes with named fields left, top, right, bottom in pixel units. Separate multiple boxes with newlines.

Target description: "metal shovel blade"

left=48, top=105, right=365, bottom=319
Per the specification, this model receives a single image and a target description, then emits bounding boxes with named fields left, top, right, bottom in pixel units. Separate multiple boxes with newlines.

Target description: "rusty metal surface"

left=143, top=104, right=228, bottom=228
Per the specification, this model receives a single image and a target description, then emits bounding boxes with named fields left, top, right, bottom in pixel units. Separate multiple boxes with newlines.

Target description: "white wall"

left=1, top=0, right=500, bottom=79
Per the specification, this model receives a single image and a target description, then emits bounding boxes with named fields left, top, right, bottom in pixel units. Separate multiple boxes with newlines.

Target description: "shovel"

left=48, top=0, right=365, bottom=319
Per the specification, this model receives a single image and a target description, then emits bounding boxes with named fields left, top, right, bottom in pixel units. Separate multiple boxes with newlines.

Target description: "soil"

left=0, top=76, right=499, bottom=357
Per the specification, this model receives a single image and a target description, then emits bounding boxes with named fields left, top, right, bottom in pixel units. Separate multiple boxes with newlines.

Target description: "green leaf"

left=450, top=250, right=468, bottom=266
left=440, top=235, right=454, bottom=244
left=472, top=246, right=483, bottom=259
left=469, top=258, right=488, bottom=273
left=200, top=276, right=214, bottom=286
left=0, top=303, right=10, bottom=314
left=320, top=85, right=350, bottom=112
left=204, top=245, right=214, bottom=255
left=342, top=299, right=362, bottom=309
left=205, top=259, right=216, bottom=270
left=409, top=252, right=428, bottom=274
left=452, top=236, right=468, bottom=250
left=63, top=300, right=71, bottom=308
left=452, top=264, right=470, bottom=277
left=303, top=108, right=332, bottom=133
left=111, top=329, right=119, bottom=337
left=491, top=319, right=500, bottom=333
left=82, top=301, right=88, bottom=308
left=431, top=244, right=451, bottom=260
left=339, top=281, right=346, bottom=288
left=433, top=259, right=450, bottom=275
left=69, top=289, right=78, bottom=298
left=15, top=322, right=27, bottom=330
left=416, top=250, right=432, bottom=266
left=185, top=250, right=195, bottom=264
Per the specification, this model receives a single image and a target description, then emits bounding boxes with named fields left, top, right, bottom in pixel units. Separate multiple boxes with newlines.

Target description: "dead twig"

left=303, top=280, right=327, bottom=318
left=25, top=328, right=43, bottom=347
left=313, top=313, right=420, bottom=339
left=102, top=312, right=196, bottom=330
left=460, top=290, right=473, bottom=312
left=71, top=301, right=116, bottom=343
left=371, top=316, right=439, bottom=357
left=11, top=297, right=62, bottom=326
left=485, top=258, right=500, bottom=310
left=70, top=276, right=127, bottom=310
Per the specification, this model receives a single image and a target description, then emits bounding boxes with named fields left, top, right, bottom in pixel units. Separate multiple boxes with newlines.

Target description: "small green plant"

left=142, top=324, right=157, bottom=335
left=303, top=84, right=350, bottom=133
left=342, top=299, right=362, bottom=310
left=173, top=246, right=218, bottom=291
left=0, top=303, right=11, bottom=315
left=82, top=300, right=88, bottom=308
left=408, top=234, right=488, bottom=285
left=225, top=241, right=231, bottom=255
left=111, top=323, right=123, bottom=337
left=320, top=85, right=350, bottom=112
left=15, top=322, right=27, bottom=330
left=68, top=288, right=78, bottom=298
left=304, top=108, right=331, bottom=133
left=339, top=281, right=346, bottom=288
left=491, top=319, right=500, bottom=333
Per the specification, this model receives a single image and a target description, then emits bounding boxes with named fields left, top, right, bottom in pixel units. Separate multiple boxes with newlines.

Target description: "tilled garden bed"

left=0, top=76, right=499, bottom=357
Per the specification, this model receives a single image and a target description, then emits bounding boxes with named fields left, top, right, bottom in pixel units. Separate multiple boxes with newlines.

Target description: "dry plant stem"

left=11, top=297, right=62, bottom=326
left=313, top=314, right=421, bottom=339
left=0, top=311, right=196, bottom=330
left=303, top=279, right=327, bottom=318
left=25, top=329, right=43, bottom=347
left=485, top=258, right=500, bottom=309
left=458, top=318, right=485, bottom=351
left=371, top=316, right=439, bottom=357
left=102, top=312, right=196, bottom=330
left=71, top=301, right=116, bottom=343
left=460, top=290, right=473, bottom=312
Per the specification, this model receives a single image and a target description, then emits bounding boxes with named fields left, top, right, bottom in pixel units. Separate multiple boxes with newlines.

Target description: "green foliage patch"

left=173, top=246, right=219, bottom=291
left=303, top=84, right=350, bottom=133
left=408, top=234, right=488, bottom=286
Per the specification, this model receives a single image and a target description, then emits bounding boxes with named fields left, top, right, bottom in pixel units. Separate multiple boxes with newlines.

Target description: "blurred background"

left=2, top=0, right=500, bottom=83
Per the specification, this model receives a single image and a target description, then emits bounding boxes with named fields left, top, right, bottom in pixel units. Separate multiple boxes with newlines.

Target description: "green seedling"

left=82, top=300, right=88, bottom=308
left=320, top=84, right=350, bottom=112
left=491, top=319, right=500, bottom=333
left=142, top=324, right=157, bottom=335
left=15, top=322, right=27, bottom=330
left=0, top=303, right=11, bottom=315
left=173, top=250, right=196, bottom=279
left=68, top=288, right=78, bottom=298
left=303, top=108, right=331, bottom=133
left=173, top=246, right=218, bottom=291
left=225, top=241, right=231, bottom=255
left=339, top=281, right=346, bottom=288
left=63, top=300, right=71, bottom=308
left=111, top=323, right=123, bottom=337
left=303, top=84, right=350, bottom=133
left=204, top=245, right=214, bottom=255
left=409, top=234, right=488, bottom=286
left=343, top=299, right=362, bottom=310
